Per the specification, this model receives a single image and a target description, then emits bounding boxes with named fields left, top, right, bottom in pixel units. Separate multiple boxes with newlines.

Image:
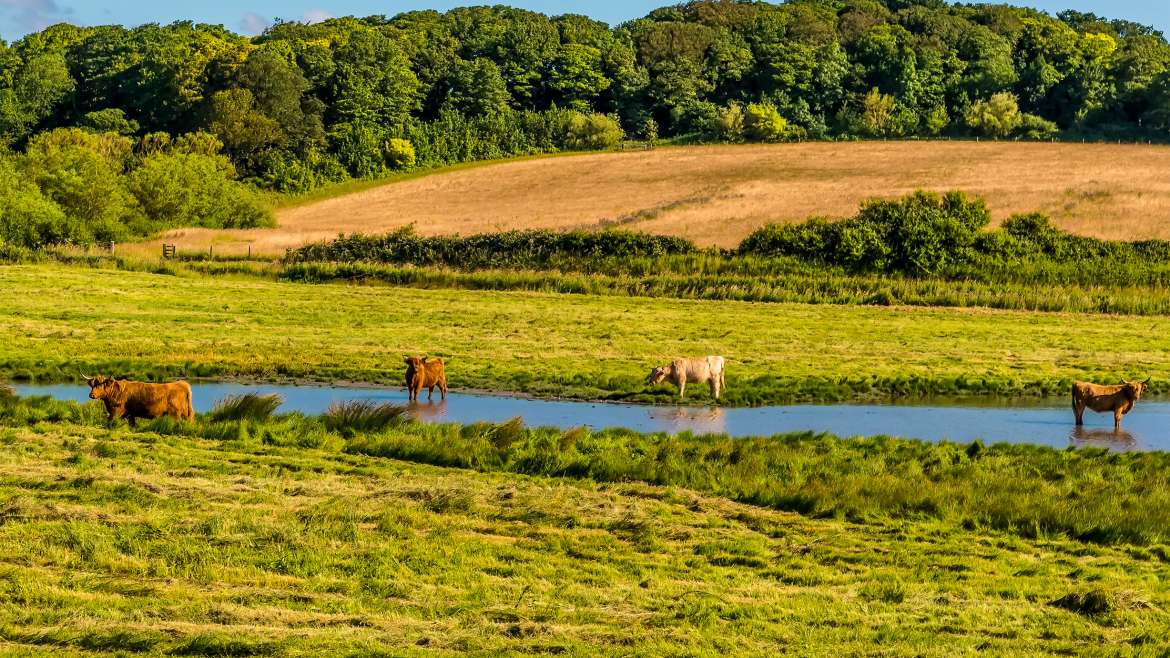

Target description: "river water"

left=15, top=382, right=1164, bottom=452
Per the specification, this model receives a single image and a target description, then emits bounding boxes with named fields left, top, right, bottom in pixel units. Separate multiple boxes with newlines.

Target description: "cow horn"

left=82, top=374, right=93, bottom=381
left=1145, top=377, right=1152, bottom=384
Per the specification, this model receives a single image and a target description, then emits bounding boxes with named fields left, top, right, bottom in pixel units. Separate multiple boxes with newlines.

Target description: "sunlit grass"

left=0, top=398, right=1168, bottom=655
left=5, top=264, right=1170, bottom=403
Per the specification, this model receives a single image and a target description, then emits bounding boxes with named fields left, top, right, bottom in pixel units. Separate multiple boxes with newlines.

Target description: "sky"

left=0, top=0, right=1167, bottom=43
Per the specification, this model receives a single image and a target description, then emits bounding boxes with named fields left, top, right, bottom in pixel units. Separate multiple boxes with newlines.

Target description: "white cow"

left=647, top=356, right=726, bottom=400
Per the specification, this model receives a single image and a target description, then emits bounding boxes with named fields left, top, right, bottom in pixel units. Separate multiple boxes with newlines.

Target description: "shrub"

left=966, top=92, right=1023, bottom=138
left=642, top=117, right=659, bottom=146
left=209, top=393, right=283, bottom=423
left=287, top=226, right=697, bottom=268
left=744, top=102, right=789, bottom=142
left=673, top=101, right=722, bottom=140
left=1017, top=113, right=1059, bottom=140
left=739, top=191, right=990, bottom=275
left=718, top=103, right=745, bottom=143
left=563, top=112, right=624, bottom=151
left=385, top=138, right=416, bottom=170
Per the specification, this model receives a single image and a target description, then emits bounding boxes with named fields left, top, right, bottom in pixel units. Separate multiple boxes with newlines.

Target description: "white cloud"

left=238, top=11, right=270, bottom=35
left=303, top=8, right=332, bottom=24
left=0, top=0, right=73, bottom=35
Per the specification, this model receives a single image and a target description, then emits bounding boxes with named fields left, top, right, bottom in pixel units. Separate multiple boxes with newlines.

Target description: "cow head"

left=646, top=366, right=669, bottom=386
left=1123, top=378, right=1150, bottom=401
left=83, top=375, right=121, bottom=401
left=404, top=356, right=424, bottom=369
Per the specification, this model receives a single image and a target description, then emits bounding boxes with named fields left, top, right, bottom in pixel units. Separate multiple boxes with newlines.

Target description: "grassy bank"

left=4, top=264, right=1170, bottom=403
left=282, top=259, right=1170, bottom=316
left=1, top=396, right=1169, bottom=655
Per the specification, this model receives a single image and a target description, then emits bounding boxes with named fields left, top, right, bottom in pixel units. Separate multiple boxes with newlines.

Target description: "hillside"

left=143, top=141, right=1170, bottom=254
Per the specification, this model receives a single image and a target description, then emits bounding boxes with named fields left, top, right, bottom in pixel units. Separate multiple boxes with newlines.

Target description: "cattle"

left=647, top=356, right=726, bottom=401
left=1071, top=379, right=1149, bottom=429
left=83, top=375, right=194, bottom=426
left=404, top=356, right=447, bottom=402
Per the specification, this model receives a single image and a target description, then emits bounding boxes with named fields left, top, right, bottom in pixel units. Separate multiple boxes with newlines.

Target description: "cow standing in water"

left=1071, top=379, right=1149, bottom=429
left=84, top=375, right=194, bottom=426
left=647, top=356, right=726, bottom=401
left=404, top=356, right=448, bottom=402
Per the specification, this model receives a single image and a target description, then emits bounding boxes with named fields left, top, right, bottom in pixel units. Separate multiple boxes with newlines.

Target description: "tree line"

left=3, top=0, right=1170, bottom=246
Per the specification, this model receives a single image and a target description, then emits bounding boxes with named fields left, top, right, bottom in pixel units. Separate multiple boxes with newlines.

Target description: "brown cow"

left=1072, top=379, right=1149, bottom=429
left=404, top=356, right=447, bottom=402
left=84, top=375, right=195, bottom=426
left=647, top=356, right=726, bottom=400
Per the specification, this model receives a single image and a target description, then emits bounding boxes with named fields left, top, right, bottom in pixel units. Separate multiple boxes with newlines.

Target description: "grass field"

left=1, top=396, right=1169, bottom=656
left=4, top=264, right=1169, bottom=402
left=133, top=141, right=1170, bottom=256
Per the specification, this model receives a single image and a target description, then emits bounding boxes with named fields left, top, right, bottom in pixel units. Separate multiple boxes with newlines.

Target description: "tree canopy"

left=1, top=1, right=1169, bottom=246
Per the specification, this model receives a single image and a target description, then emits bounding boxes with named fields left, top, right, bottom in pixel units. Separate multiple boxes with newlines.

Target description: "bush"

left=739, top=191, right=991, bottom=275
left=1017, top=113, right=1059, bottom=140
left=718, top=103, right=745, bottom=142
left=966, top=92, right=1023, bottom=138
left=287, top=226, right=697, bottom=268
left=385, top=138, right=416, bottom=170
left=563, top=112, right=624, bottom=151
left=744, top=102, right=789, bottom=142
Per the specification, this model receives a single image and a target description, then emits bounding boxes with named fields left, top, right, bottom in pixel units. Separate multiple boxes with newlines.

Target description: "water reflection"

left=1069, top=426, right=1137, bottom=450
left=407, top=400, right=448, bottom=422
left=648, top=406, right=727, bottom=435
left=14, top=383, right=1170, bottom=452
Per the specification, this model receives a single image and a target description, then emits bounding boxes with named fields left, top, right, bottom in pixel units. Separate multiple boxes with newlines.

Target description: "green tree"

left=0, top=53, right=75, bottom=143
left=126, top=151, right=272, bottom=230
left=445, top=59, right=511, bottom=117
left=965, top=92, right=1023, bottom=138
left=859, top=88, right=898, bottom=136
left=18, top=128, right=139, bottom=242
left=0, top=156, right=70, bottom=247
left=548, top=43, right=611, bottom=111
left=79, top=109, right=139, bottom=135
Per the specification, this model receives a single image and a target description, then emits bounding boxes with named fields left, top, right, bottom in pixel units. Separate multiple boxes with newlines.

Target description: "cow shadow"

left=1068, top=426, right=1137, bottom=449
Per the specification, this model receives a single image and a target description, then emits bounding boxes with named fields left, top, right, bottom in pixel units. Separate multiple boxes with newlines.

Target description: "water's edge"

left=17, top=382, right=1163, bottom=452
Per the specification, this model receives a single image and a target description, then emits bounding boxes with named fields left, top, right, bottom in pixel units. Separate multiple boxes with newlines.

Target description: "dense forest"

left=3, top=0, right=1170, bottom=247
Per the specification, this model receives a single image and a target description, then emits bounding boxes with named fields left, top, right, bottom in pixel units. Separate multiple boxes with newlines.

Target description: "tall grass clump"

left=209, top=393, right=283, bottom=423
left=323, top=400, right=408, bottom=437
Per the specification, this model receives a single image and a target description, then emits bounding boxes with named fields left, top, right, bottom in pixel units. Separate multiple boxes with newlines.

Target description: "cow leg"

left=440, top=381, right=447, bottom=400
left=678, top=380, right=686, bottom=399
left=1114, top=409, right=1124, bottom=430
left=1072, top=400, right=1084, bottom=426
left=427, top=386, right=434, bottom=401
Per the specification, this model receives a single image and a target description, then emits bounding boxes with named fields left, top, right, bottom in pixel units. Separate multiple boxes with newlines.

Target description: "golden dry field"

left=145, top=141, right=1170, bottom=255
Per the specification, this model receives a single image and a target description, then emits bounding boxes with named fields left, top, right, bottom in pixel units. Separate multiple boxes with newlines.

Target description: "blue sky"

left=1, top=0, right=1167, bottom=42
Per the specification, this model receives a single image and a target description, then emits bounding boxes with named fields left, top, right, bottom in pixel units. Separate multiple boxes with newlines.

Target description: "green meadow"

left=0, top=394, right=1168, bottom=656
left=2, top=264, right=1167, bottom=403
